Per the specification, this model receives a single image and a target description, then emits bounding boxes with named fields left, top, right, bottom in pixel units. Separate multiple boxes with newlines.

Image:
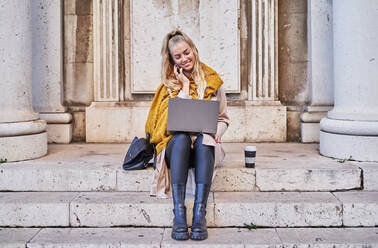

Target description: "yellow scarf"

left=145, top=63, right=223, bottom=155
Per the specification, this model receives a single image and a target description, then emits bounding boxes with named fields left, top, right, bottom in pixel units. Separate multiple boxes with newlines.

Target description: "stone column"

left=0, top=0, right=47, bottom=162
left=249, top=0, right=278, bottom=101
left=320, top=0, right=378, bottom=161
left=301, top=0, right=333, bottom=142
left=32, top=0, right=72, bottom=143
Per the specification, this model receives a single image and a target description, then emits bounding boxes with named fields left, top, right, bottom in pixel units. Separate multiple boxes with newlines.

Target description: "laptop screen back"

left=167, top=98, right=219, bottom=134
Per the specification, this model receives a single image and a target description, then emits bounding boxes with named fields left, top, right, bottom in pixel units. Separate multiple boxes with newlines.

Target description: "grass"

left=337, top=155, right=353, bottom=163
left=0, top=158, right=7, bottom=163
left=244, top=222, right=260, bottom=230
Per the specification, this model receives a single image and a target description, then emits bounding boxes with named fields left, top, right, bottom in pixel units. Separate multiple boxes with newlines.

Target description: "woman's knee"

left=171, top=133, right=191, bottom=151
left=173, top=133, right=191, bottom=145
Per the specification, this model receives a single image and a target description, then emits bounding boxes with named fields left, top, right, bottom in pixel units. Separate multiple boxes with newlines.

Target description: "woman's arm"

left=215, top=85, right=230, bottom=143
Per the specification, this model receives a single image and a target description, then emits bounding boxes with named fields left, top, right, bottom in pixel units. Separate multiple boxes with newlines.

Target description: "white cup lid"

left=244, top=146, right=256, bottom=152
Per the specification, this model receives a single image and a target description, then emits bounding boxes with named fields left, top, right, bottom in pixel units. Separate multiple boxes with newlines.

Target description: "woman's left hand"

left=214, top=134, right=221, bottom=143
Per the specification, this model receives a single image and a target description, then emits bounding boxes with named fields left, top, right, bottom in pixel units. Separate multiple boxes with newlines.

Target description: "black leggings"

left=165, top=133, right=215, bottom=185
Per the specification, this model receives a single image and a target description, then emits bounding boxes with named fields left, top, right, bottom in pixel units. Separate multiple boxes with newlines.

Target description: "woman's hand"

left=214, top=134, right=221, bottom=143
left=174, top=65, right=190, bottom=95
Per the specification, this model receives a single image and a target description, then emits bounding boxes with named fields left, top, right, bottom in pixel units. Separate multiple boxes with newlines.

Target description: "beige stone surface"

left=287, top=109, right=301, bottom=142
left=64, top=14, right=93, bottom=63
left=279, top=61, right=309, bottom=104
left=162, top=228, right=280, bottom=248
left=278, top=0, right=309, bottom=105
left=86, top=102, right=150, bottom=142
left=0, top=132, right=48, bottom=162
left=117, top=165, right=255, bottom=192
left=301, top=122, right=320, bottom=143
left=117, top=168, right=154, bottom=192
left=214, top=192, right=342, bottom=227
left=64, top=0, right=92, bottom=16
left=28, top=228, right=163, bottom=248
left=0, top=143, right=369, bottom=192
left=255, top=160, right=361, bottom=191
left=130, top=0, right=239, bottom=93
left=72, top=111, right=86, bottom=142
left=64, top=62, right=94, bottom=106
left=0, top=192, right=77, bottom=227
left=211, top=167, right=255, bottom=192
left=0, top=152, right=117, bottom=191
left=70, top=192, right=215, bottom=227
left=277, top=227, right=378, bottom=247
left=3, top=227, right=378, bottom=247
left=334, top=191, right=378, bottom=227
left=0, top=228, right=40, bottom=248
left=359, top=163, right=378, bottom=190
left=221, top=103, right=287, bottom=142
left=46, top=124, right=72, bottom=144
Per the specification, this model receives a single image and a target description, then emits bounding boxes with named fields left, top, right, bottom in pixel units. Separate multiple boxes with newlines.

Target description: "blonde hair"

left=161, top=29, right=207, bottom=99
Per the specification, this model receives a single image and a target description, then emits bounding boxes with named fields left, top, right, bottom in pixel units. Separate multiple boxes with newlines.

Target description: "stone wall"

left=63, top=0, right=309, bottom=142
left=64, top=0, right=93, bottom=141
left=278, top=0, right=309, bottom=141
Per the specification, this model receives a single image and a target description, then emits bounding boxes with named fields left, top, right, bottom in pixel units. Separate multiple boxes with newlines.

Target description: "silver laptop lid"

left=167, top=98, right=219, bottom=134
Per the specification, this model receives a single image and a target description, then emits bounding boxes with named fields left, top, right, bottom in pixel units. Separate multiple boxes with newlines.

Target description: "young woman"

left=145, top=29, right=230, bottom=241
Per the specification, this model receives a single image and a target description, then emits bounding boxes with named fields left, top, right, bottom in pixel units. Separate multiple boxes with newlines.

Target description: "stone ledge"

left=2, top=227, right=378, bottom=247
left=0, top=192, right=78, bottom=227
left=1, top=191, right=378, bottom=228
left=359, top=163, right=378, bottom=190
left=333, top=191, right=378, bottom=226
left=255, top=160, right=361, bottom=191
left=70, top=192, right=216, bottom=227
left=0, top=143, right=367, bottom=192
left=86, top=102, right=287, bottom=142
left=214, top=192, right=342, bottom=227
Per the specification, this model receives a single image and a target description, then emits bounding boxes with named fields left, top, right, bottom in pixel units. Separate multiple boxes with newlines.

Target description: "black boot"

left=190, top=183, right=211, bottom=240
left=171, top=183, right=189, bottom=240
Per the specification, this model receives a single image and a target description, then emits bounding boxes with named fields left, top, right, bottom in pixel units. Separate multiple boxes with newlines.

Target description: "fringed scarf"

left=145, top=63, right=223, bottom=155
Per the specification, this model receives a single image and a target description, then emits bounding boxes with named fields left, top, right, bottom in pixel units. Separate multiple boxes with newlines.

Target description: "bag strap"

left=146, top=132, right=158, bottom=169
left=152, top=144, right=157, bottom=169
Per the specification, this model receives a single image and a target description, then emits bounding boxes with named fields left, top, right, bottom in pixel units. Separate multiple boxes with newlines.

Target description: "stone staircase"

left=0, top=143, right=377, bottom=247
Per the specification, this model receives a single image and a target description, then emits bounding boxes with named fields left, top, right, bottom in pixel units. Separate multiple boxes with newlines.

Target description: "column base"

left=0, top=132, right=48, bottom=162
left=320, top=131, right=378, bottom=162
left=46, top=124, right=72, bottom=144
left=39, top=113, right=72, bottom=144
left=301, top=123, right=320, bottom=143
left=300, top=106, right=332, bottom=143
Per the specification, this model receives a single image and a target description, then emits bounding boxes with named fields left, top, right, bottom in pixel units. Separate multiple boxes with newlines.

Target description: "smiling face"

left=169, top=41, right=195, bottom=73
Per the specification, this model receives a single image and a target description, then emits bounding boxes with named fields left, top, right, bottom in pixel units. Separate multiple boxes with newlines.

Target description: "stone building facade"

left=1, top=0, right=377, bottom=162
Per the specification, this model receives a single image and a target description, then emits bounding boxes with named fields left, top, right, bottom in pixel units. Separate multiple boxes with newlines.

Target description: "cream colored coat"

left=150, top=85, right=230, bottom=198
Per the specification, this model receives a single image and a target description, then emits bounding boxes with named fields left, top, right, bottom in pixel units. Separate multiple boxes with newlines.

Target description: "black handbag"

left=122, top=133, right=157, bottom=170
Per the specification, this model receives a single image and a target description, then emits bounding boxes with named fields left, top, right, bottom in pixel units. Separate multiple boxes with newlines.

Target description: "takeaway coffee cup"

left=244, top=146, right=256, bottom=168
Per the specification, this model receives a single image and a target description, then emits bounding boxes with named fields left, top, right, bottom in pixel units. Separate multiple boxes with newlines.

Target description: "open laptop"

left=167, top=98, right=219, bottom=134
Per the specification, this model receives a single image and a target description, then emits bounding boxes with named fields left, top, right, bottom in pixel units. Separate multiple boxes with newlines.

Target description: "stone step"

left=1, top=227, right=378, bottom=247
left=0, top=191, right=377, bottom=228
left=0, top=143, right=370, bottom=192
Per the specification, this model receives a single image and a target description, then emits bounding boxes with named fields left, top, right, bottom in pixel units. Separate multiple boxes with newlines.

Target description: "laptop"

left=167, top=98, right=219, bottom=134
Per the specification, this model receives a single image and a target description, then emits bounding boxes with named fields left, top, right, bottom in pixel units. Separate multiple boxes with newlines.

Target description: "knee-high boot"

left=190, top=183, right=211, bottom=240
left=171, top=183, right=189, bottom=240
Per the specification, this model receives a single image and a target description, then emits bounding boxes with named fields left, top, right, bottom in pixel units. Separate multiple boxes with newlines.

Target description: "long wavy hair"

left=161, top=29, right=206, bottom=99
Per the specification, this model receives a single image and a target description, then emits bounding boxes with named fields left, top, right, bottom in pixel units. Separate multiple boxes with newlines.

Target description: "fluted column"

left=301, top=0, right=333, bottom=142
left=320, top=0, right=378, bottom=161
left=249, top=0, right=278, bottom=101
left=93, top=0, right=123, bottom=102
left=0, top=0, right=47, bottom=162
left=32, top=0, right=72, bottom=143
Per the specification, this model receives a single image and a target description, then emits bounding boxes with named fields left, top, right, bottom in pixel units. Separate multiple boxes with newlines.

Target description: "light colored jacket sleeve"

left=215, top=85, right=230, bottom=139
